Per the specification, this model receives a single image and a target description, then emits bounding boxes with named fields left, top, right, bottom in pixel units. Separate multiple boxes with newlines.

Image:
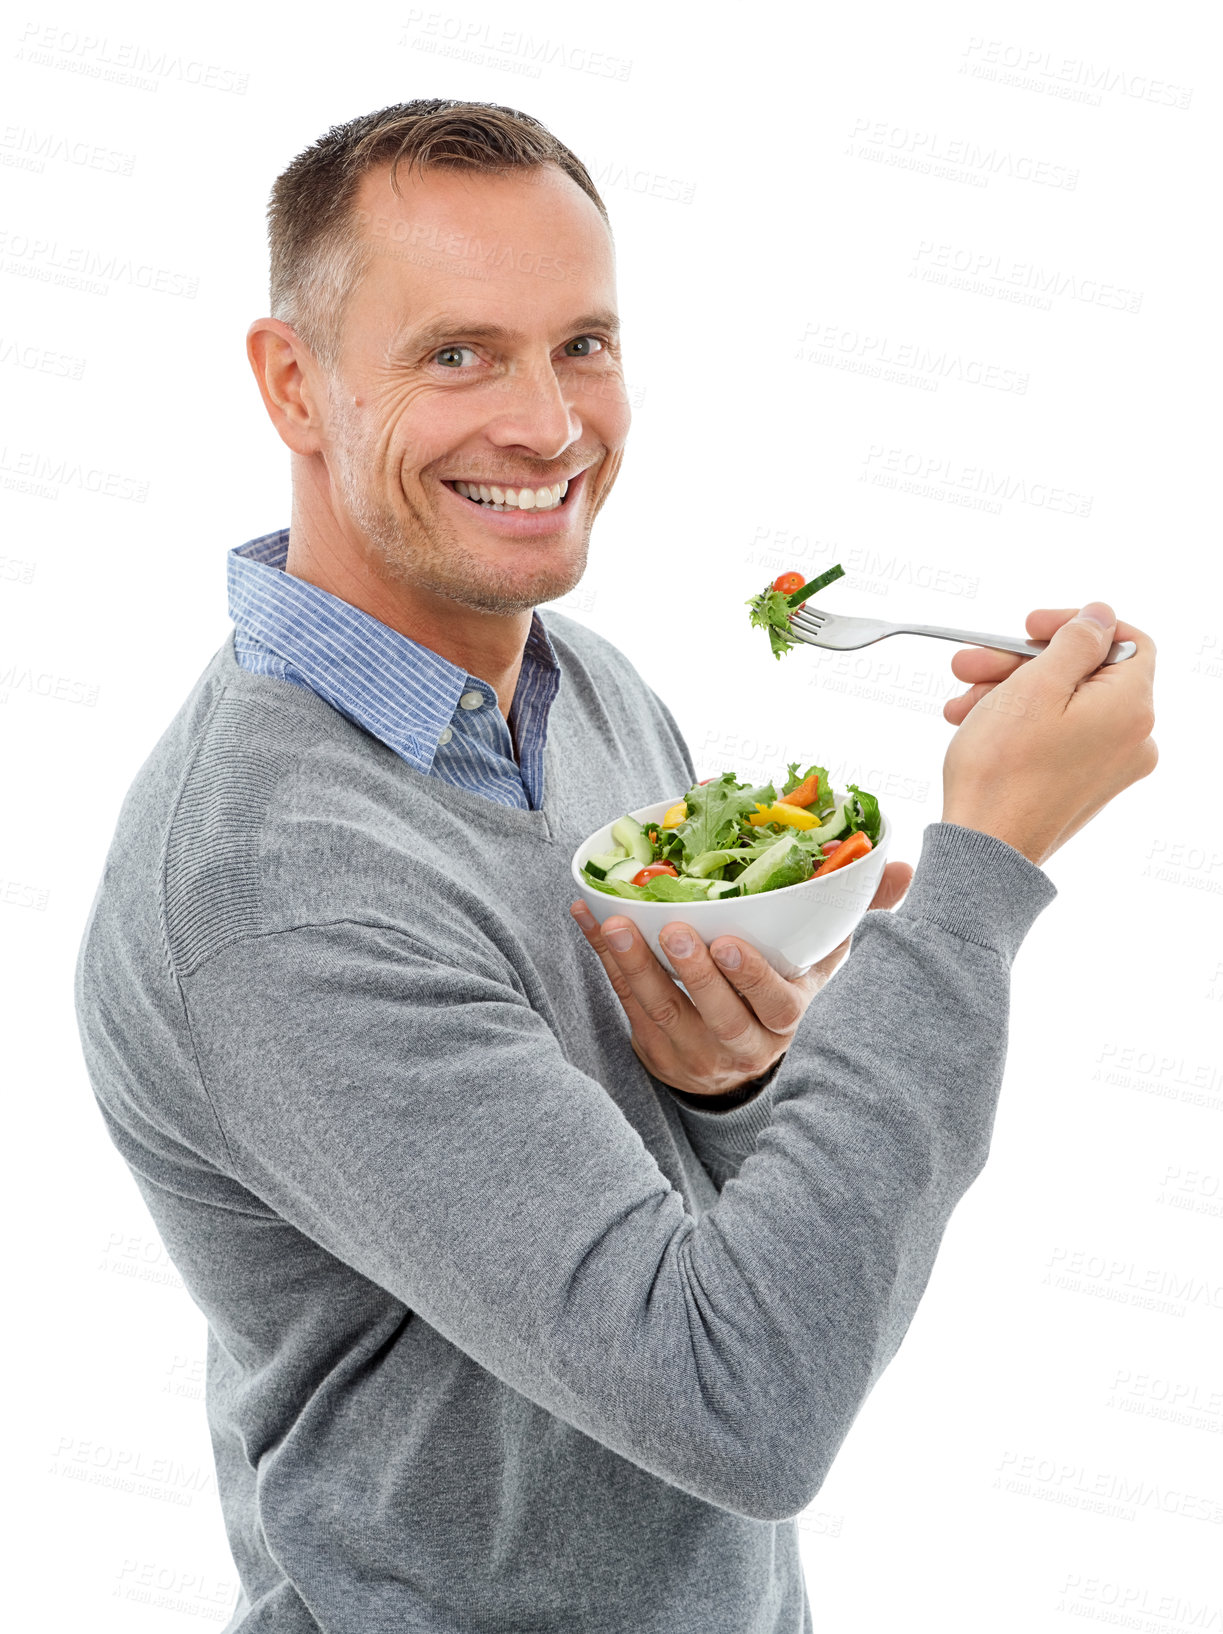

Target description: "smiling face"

left=309, top=160, right=629, bottom=618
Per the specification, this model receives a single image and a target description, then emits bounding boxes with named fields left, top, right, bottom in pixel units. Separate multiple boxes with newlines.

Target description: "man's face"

left=312, top=161, right=629, bottom=616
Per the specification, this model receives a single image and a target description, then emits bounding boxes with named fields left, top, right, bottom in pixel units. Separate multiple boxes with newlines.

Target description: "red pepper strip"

left=785, top=775, right=820, bottom=808
left=813, top=830, right=871, bottom=877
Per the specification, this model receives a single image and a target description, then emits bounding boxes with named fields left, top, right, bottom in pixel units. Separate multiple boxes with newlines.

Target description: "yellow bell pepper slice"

left=747, top=800, right=819, bottom=830
left=661, top=800, right=688, bottom=828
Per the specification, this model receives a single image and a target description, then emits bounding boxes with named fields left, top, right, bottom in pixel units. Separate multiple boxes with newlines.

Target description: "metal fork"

left=787, top=606, right=1136, bottom=665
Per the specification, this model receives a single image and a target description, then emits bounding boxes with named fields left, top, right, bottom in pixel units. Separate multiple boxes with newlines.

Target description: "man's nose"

left=484, top=357, right=581, bottom=459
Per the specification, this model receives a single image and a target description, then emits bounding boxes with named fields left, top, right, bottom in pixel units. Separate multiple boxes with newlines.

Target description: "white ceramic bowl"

left=571, top=791, right=891, bottom=983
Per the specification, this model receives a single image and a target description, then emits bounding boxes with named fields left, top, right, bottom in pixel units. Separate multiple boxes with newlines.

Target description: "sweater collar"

left=226, top=529, right=561, bottom=774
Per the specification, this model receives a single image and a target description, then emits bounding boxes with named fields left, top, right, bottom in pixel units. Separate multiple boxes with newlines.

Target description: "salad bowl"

left=571, top=792, right=891, bottom=984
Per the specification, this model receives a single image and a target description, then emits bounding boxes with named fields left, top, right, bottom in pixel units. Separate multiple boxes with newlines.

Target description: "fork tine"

left=788, top=606, right=824, bottom=630
left=785, top=616, right=825, bottom=645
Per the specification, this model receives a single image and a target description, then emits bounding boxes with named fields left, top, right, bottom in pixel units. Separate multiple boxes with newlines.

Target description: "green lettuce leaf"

left=584, top=875, right=650, bottom=901
left=780, top=761, right=831, bottom=810
left=673, top=773, right=775, bottom=864
left=845, top=783, right=882, bottom=846
left=640, top=874, right=715, bottom=903
left=746, top=587, right=800, bottom=660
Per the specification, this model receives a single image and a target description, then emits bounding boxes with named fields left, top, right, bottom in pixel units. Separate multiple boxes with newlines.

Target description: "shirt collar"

left=226, top=528, right=561, bottom=772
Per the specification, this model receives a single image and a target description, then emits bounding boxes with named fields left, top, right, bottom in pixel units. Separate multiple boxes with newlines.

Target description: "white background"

left=2, top=1, right=1220, bottom=1628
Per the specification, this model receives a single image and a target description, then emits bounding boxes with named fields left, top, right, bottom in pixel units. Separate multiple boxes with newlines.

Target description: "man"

left=74, top=99, right=1157, bottom=1633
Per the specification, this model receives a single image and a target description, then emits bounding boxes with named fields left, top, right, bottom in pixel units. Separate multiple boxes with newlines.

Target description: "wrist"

left=939, top=814, right=1043, bottom=867
left=667, top=1054, right=785, bottom=1112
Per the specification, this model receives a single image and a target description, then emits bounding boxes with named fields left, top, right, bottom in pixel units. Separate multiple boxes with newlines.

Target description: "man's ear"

left=246, top=318, right=326, bottom=456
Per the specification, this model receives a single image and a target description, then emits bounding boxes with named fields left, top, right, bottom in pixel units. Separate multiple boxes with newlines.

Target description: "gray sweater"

left=74, top=614, right=1057, bottom=1633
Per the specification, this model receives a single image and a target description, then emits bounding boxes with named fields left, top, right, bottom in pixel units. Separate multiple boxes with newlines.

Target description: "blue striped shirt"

left=227, top=529, right=561, bottom=811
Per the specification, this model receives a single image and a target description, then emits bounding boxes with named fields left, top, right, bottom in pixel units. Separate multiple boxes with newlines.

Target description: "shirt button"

left=459, top=690, right=485, bottom=710
left=437, top=726, right=453, bottom=745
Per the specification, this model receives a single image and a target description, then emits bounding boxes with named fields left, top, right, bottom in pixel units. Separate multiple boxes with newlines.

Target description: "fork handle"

left=895, top=624, right=1136, bottom=666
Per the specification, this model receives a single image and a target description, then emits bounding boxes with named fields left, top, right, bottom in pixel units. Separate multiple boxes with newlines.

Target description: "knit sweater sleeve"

left=651, top=1063, right=784, bottom=1189
left=178, top=820, right=1054, bottom=1523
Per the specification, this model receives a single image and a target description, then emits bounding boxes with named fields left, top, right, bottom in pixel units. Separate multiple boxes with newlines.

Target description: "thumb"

left=1033, top=600, right=1117, bottom=689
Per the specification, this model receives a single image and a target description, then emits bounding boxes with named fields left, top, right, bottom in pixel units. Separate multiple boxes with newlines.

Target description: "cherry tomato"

left=771, top=570, right=807, bottom=611
left=633, top=863, right=679, bottom=887
left=698, top=776, right=715, bottom=784
left=820, top=839, right=843, bottom=853
left=772, top=572, right=805, bottom=596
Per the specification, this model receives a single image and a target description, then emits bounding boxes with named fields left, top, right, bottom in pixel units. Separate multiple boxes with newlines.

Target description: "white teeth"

left=450, top=475, right=573, bottom=511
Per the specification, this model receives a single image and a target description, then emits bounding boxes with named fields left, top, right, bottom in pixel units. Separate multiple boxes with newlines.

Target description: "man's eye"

left=564, top=336, right=605, bottom=358
left=432, top=345, right=480, bottom=368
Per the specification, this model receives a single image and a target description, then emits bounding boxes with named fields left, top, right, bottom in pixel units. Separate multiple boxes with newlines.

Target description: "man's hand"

left=941, top=603, right=1157, bottom=866
left=569, top=862, right=913, bottom=1098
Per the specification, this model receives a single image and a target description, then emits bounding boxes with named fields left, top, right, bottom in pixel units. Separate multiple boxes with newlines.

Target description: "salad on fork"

left=747, top=562, right=1136, bottom=666
left=747, top=564, right=846, bottom=659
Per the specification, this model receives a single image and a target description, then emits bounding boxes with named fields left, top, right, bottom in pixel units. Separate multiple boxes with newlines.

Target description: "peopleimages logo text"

left=961, top=37, right=1192, bottom=109
left=847, top=118, right=1078, bottom=189
left=862, top=446, right=1092, bottom=517
left=15, top=23, right=248, bottom=92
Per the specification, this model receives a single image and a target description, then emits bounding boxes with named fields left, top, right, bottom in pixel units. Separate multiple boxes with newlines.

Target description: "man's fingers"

left=699, top=933, right=807, bottom=1039
left=1021, top=607, right=1156, bottom=698
left=947, top=607, right=1080, bottom=687
left=1020, top=608, right=1154, bottom=685
left=943, top=679, right=999, bottom=726
left=869, top=859, right=913, bottom=911
left=569, top=905, right=636, bottom=1007
left=655, top=920, right=804, bottom=1053
left=569, top=903, right=683, bottom=1038
left=1023, top=606, right=1082, bottom=641
left=950, top=647, right=1027, bottom=685
left=950, top=608, right=1148, bottom=688
left=572, top=905, right=785, bottom=1082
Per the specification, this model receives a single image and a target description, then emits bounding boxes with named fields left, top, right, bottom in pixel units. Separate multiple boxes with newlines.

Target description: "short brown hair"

left=266, top=99, right=611, bottom=373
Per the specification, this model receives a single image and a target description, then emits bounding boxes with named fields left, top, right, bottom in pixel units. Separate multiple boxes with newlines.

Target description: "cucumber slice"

left=706, top=880, right=741, bottom=900
left=802, top=799, right=852, bottom=848
left=583, top=849, right=629, bottom=881
left=604, top=857, right=645, bottom=883
left=610, top=815, right=654, bottom=865
left=735, top=835, right=812, bottom=897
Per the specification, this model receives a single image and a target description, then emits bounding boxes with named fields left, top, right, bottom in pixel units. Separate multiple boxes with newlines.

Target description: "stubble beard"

left=326, top=390, right=591, bottom=617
